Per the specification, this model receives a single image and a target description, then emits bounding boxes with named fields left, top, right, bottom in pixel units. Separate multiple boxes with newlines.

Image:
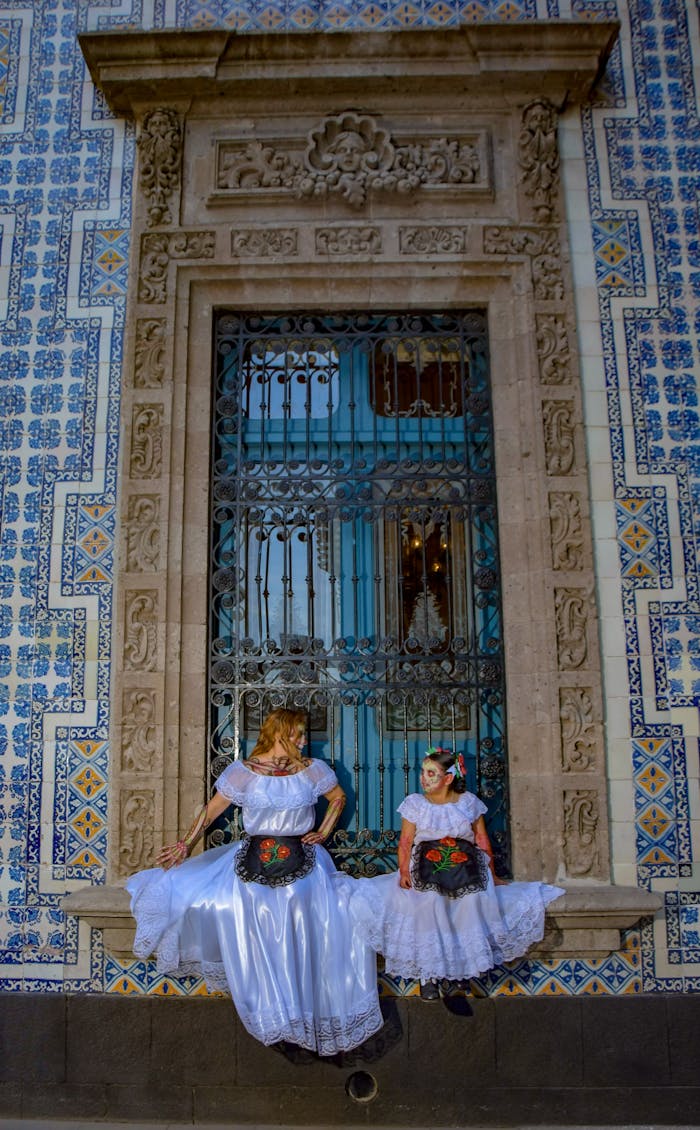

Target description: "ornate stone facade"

left=70, top=21, right=657, bottom=947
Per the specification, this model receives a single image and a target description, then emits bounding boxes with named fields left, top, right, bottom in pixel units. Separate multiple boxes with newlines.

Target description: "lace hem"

left=157, top=961, right=383, bottom=1055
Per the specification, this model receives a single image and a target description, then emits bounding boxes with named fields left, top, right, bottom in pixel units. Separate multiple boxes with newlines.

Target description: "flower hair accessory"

left=425, top=746, right=466, bottom=779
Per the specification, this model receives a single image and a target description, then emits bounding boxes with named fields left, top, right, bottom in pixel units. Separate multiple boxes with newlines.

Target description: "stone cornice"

left=79, top=22, right=619, bottom=115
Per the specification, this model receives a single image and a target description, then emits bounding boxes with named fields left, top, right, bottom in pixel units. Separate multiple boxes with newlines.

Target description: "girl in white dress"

left=126, top=708, right=383, bottom=1053
left=349, top=747, right=564, bottom=999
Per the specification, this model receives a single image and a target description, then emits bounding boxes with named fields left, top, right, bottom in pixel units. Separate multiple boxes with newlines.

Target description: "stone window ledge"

left=63, top=883, right=661, bottom=961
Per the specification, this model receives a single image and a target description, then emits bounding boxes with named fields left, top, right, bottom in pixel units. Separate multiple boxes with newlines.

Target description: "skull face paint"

left=420, top=759, right=447, bottom=795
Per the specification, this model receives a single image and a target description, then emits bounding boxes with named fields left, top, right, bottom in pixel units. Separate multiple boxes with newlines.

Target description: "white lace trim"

left=398, top=791, right=487, bottom=835
left=214, top=758, right=337, bottom=809
left=156, top=959, right=383, bottom=1055
left=352, top=882, right=563, bottom=981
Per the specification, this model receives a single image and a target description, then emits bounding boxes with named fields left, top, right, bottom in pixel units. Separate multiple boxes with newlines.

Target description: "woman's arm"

left=398, top=818, right=416, bottom=889
left=473, top=815, right=507, bottom=885
left=156, top=789, right=231, bottom=869
left=301, top=783, right=346, bottom=845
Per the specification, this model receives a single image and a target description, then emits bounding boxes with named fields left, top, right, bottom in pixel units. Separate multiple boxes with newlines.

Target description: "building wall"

left=0, top=0, right=697, bottom=997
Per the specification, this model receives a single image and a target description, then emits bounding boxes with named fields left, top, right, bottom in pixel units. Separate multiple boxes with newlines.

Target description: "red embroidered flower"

left=425, top=849, right=442, bottom=862
left=451, top=851, right=468, bottom=863
left=276, top=845, right=291, bottom=859
left=259, top=851, right=272, bottom=863
left=260, top=838, right=275, bottom=849
left=440, top=836, right=457, bottom=847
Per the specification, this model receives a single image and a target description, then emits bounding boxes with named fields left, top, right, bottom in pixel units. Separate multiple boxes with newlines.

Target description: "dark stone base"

left=1, top=992, right=698, bottom=1124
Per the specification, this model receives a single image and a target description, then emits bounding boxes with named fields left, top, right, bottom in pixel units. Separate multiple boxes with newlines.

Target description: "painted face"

left=420, top=759, right=447, bottom=795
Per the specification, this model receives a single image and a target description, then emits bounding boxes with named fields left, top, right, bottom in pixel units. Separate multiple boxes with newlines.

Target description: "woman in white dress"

left=126, top=708, right=383, bottom=1053
left=348, top=747, right=564, bottom=999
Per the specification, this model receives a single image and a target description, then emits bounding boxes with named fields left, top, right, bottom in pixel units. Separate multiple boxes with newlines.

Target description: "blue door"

left=210, top=312, right=508, bottom=875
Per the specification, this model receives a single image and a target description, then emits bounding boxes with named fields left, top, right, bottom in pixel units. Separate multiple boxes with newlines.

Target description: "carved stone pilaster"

left=231, top=228, right=298, bottom=257
left=555, top=587, right=589, bottom=670
left=549, top=491, right=583, bottom=570
left=137, top=107, right=182, bottom=227
left=126, top=495, right=161, bottom=572
left=560, top=687, right=599, bottom=772
left=121, top=688, right=158, bottom=773
left=130, top=404, right=163, bottom=480
left=519, top=99, right=560, bottom=224
left=139, top=231, right=215, bottom=303
left=316, top=227, right=381, bottom=255
left=123, top=590, right=158, bottom=672
left=563, top=789, right=601, bottom=877
left=536, top=314, right=571, bottom=385
left=119, top=789, right=156, bottom=874
left=134, top=318, right=167, bottom=388
left=543, top=399, right=576, bottom=475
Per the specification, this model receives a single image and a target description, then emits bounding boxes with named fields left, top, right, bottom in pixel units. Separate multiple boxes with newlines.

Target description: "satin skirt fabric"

left=126, top=842, right=383, bottom=1055
left=347, top=867, right=564, bottom=983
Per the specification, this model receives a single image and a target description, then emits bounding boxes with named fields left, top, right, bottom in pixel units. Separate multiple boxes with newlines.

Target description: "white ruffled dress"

left=348, top=791, right=564, bottom=983
left=126, top=758, right=383, bottom=1054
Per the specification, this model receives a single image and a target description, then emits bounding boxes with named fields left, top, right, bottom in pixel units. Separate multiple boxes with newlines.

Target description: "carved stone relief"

left=563, top=789, right=600, bottom=877
left=119, top=789, right=156, bottom=874
left=555, top=587, right=589, bottom=670
left=134, top=318, right=167, bottom=388
left=543, top=399, right=576, bottom=476
left=126, top=495, right=161, bottom=572
left=399, top=226, right=468, bottom=254
left=130, top=404, right=164, bottom=480
left=536, top=314, right=571, bottom=384
left=121, top=688, right=157, bottom=773
left=123, top=590, right=158, bottom=672
left=215, top=111, right=487, bottom=208
left=139, top=231, right=216, bottom=303
left=316, top=227, right=381, bottom=255
left=137, top=107, right=182, bottom=227
left=231, top=228, right=298, bottom=257
left=559, top=686, right=598, bottom=772
left=483, top=226, right=564, bottom=301
left=518, top=99, right=560, bottom=224
left=549, top=491, right=584, bottom=570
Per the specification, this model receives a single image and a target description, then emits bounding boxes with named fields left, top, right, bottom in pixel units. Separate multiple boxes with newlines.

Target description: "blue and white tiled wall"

left=0, top=0, right=697, bottom=996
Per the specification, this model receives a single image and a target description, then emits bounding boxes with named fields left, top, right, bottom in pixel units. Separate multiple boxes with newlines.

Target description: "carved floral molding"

left=137, top=107, right=182, bottom=227
left=215, top=111, right=489, bottom=208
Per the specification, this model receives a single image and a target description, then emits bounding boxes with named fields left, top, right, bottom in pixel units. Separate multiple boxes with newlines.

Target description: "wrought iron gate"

left=209, top=311, right=509, bottom=875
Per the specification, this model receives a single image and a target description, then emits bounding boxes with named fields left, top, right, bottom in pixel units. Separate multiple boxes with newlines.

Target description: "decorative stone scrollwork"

left=563, top=789, right=600, bottom=877
left=137, top=107, right=182, bottom=227
left=399, top=226, right=468, bottom=254
left=483, top=226, right=564, bottom=301
left=121, top=688, right=157, bottom=773
left=231, top=228, right=298, bottom=257
left=119, top=789, right=156, bottom=873
left=559, top=687, right=598, bottom=772
left=536, top=314, right=571, bottom=384
left=126, top=495, right=160, bottom=572
left=549, top=491, right=584, bottom=570
left=134, top=318, right=167, bottom=388
left=543, top=399, right=576, bottom=476
left=130, top=404, right=163, bottom=479
left=124, top=589, right=158, bottom=672
left=555, top=587, right=589, bottom=670
left=139, top=231, right=216, bottom=303
left=217, top=111, right=484, bottom=208
left=316, top=227, right=381, bottom=255
left=519, top=99, right=560, bottom=224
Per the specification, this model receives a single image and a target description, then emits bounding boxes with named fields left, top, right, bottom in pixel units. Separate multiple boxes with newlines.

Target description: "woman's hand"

left=156, top=840, right=189, bottom=870
left=302, top=785, right=345, bottom=844
left=301, top=829, right=326, bottom=844
left=399, top=870, right=412, bottom=889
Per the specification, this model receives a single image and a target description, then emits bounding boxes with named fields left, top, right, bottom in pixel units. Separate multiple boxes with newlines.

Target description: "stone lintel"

left=79, top=23, right=619, bottom=116
left=62, top=882, right=661, bottom=960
